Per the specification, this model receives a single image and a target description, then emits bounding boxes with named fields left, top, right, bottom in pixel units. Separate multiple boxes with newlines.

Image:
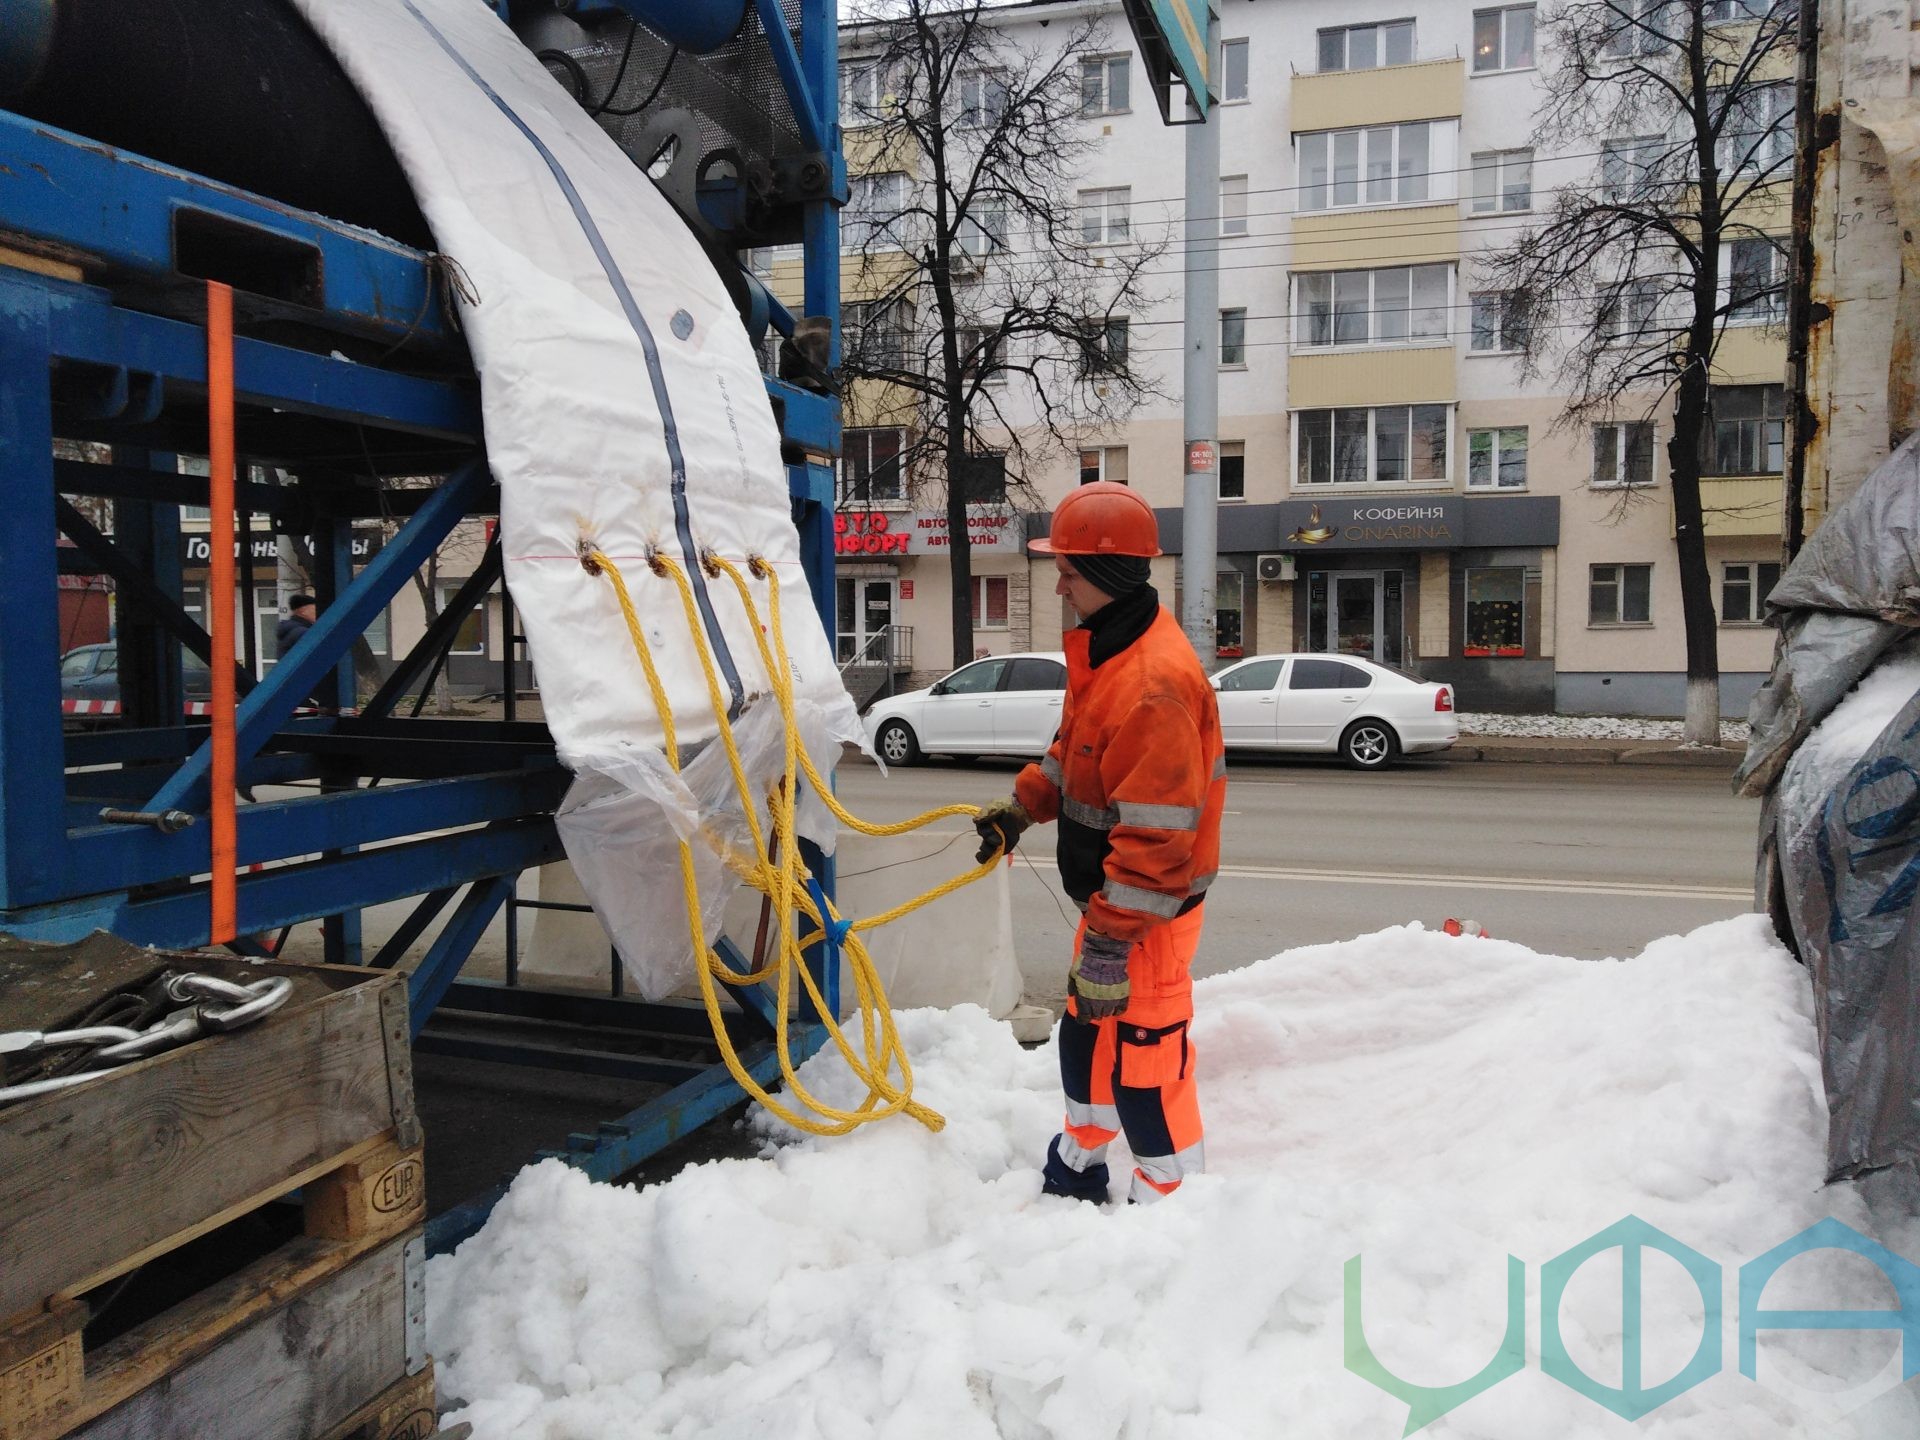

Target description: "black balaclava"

left=1064, top=552, right=1151, bottom=602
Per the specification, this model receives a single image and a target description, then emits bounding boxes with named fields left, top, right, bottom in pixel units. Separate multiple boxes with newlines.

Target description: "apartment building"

left=820, top=0, right=1792, bottom=716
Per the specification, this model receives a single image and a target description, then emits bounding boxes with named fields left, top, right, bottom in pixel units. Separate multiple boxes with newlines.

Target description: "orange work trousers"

left=1057, top=905, right=1206, bottom=1203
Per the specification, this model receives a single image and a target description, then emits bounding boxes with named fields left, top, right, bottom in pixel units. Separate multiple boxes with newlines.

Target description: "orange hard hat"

left=1030, top=481, right=1162, bottom=557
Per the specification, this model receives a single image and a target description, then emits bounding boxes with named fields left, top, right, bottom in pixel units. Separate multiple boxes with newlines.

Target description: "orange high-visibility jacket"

left=1015, top=606, right=1227, bottom=942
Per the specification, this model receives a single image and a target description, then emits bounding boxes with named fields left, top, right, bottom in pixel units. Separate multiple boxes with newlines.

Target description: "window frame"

left=1079, top=316, right=1130, bottom=376
left=436, top=581, right=488, bottom=657
left=1220, top=37, right=1250, bottom=102
left=1293, top=404, right=1454, bottom=488
left=1297, top=120, right=1457, bottom=213
left=1078, top=446, right=1129, bottom=486
left=1077, top=186, right=1132, bottom=245
left=1720, top=560, right=1782, bottom=625
left=1219, top=306, right=1248, bottom=367
left=1317, top=20, right=1416, bottom=73
left=1463, top=565, right=1528, bottom=657
left=1293, top=264, right=1452, bottom=350
left=1591, top=421, right=1658, bottom=488
left=1218, top=657, right=1284, bottom=693
left=1589, top=563, right=1654, bottom=627
left=1724, top=237, right=1788, bottom=325
left=956, top=69, right=1009, bottom=130
left=839, top=57, right=900, bottom=128
left=1469, top=148, right=1533, bottom=213
left=1704, top=384, right=1786, bottom=476
left=1598, top=276, right=1662, bottom=345
left=1466, top=426, right=1529, bottom=490
left=1601, top=135, right=1665, bottom=202
left=1215, top=568, right=1246, bottom=657
left=1468, top=290, right=1529, bottom=354
left=843, top=170, right=908, bottom=250
left=970, top=575, right=1011, bottom=631
left=1220, top=174, right=1249, bottom=237
left=1472, top=5, right=1537, bottom=73
left=1715, top=82, right=1793, bottom=176
left=1219, top=440, right=1247, bottom=501
left=844, top=298, right=913, bottom=371
left=839, top=427, right=909, bottom=506
left=957, top=325, right=1006, bottom=387
left=1080, top=53, right=1131, bottom=116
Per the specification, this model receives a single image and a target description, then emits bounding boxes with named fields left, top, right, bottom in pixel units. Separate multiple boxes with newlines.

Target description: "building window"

left=1717, top=83, right=1793, bottom=175
left=840, top=58, right=900, bottom=127
left=1706, top=385, right=1786, bottom=475
left=1216, top=569, right=1245, bottom=656
left=1470, top=149, right=1532, bottom=212
left=957, top=326, right=1005, bottom=385
left=1318, top=20, right=1415, bottom=72
left=1220, top=38, right=1250, bottom=100
left=1469, top=290, right=1529, bottom=353
left=1467, top=426, right=1528, bottom=489
left=437, top=583, right=486, bottom=655
left=1601, top=136, right=1664, bottom=200
left=971, top=575, right=1010, bottom=630
left=957, top=70, right=1008, bottom=130
left=840, top=428, right=907, bottom=505
left=1298, top=120, right=1455, bottom=211
left=1704, top=0, right=1770, bottom=19
left=1079, top=446, right=1128, bottom=486
left=844, top=299, right=912, bottom=370
left=844, top=171, right=906, bottom=249
left=1473, top=5, right=1536, bottom=72
left=957, top=451, right=1007, bottom=503
left=1296, top=405, right=1451, bottom=486
left=1722, top=561, right=1781, bottom=624
left=1590, top=563, right=1653, bottom=626
left=1220, top=307, right=1247, bottom=366
left=1220, top=174, right=1248, bottom=237
left=1465, top=567, right=1527, bottom=656
left=1601, top=0, right=1672, bottom=59
left=957, top=200, right=1009, bottom=260
left=1078, top=186, right=1132, bottom=244
left=1727, top=238, right=1787, bottom=324
left=1080, top=54, right=1130, bottom=115
left=1079, top=317, right=1129, bottom=375
left=1592, top=421, right=1657, bottom=487
left=1219, top=441, right=1246, bottom=500
left=1295, top=265, right=1450, bottom=347
left=1599, top=277, right=1661, bottom=343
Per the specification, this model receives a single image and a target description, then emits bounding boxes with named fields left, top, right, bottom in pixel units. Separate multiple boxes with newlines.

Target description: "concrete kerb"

left=1459, top=738, right=1744, bottom=770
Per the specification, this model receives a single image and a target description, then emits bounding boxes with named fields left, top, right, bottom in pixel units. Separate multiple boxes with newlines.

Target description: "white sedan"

left=865, top=652, right=1067, bottom=765
left=1211, top=653, right=1458, bottom=769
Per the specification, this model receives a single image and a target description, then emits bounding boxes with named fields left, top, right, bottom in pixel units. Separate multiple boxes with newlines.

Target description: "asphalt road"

left=833, top=755, right=1763, bottom=1008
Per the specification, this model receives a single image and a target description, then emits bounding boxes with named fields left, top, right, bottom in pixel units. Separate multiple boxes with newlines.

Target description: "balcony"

left=1289, top=346, right=1456, bottom=409
left=1291, top=57, right=1464, bottom=134
left=1292, top=203, right=1459, bottom=270
left=1696, top=476, right=1784, bottom=538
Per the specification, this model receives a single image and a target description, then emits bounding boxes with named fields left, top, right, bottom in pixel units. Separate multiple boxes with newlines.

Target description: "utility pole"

left=1178, top=3, right=1220, bottom=666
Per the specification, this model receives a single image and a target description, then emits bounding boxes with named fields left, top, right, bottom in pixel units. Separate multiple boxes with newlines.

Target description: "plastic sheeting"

left=289, top=0, right=860, bottom=996
left=1746, top=435, right=1920, bottom=1178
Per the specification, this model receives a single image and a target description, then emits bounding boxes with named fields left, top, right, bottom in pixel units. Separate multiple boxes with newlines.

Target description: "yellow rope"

left=588, top=546, right=1001, bottom=1136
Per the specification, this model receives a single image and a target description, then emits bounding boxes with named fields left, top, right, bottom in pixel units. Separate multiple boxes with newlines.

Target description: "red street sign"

left=900, top=580, right=915, bottom=599
left=1186, top=440, right=1215, bottom=473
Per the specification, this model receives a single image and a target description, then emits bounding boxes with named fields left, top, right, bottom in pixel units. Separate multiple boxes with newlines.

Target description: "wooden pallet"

left=0, top=936, right=430, bottom=1440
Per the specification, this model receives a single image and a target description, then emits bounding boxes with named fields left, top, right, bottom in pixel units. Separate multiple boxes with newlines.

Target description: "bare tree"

left=1480, top=0, right=1796, bottom=743
left=838, top=0, right=1166, bottom=668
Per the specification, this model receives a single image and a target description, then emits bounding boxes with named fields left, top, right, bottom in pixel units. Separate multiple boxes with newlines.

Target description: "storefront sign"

left=1275, top=497, right=1463, bottom=550
left=182, top=532, right=384, bottom=566
left=835, top=508, right=1022, bottom=556
left=835, top=511, right=911, bottom=555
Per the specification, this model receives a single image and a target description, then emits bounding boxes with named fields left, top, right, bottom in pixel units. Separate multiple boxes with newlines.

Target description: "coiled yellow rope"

left=587, top=546, right=999, bottom=1136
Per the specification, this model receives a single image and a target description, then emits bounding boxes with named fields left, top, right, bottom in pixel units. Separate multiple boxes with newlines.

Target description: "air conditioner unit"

left=1257, top=553, right=1296, bottom=583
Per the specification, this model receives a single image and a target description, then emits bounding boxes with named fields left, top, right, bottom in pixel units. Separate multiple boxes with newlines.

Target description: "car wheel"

left=1339, top=719, right=1399, bottom=771
left=876, top=719, right=922, bottom=767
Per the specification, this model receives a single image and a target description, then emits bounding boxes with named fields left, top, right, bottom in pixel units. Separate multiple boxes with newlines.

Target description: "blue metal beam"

left=145, top=459, right=493, bottom=817
left=408, top=876, right=514, bottom=1038
left=0, top=109, right=454, bottom=352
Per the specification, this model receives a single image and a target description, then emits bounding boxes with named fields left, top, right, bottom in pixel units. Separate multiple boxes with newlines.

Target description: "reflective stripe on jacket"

left=1014, top=606, right=1226, bottom=942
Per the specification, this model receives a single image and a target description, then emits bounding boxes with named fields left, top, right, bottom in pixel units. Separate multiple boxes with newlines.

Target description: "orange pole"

left=207, top=282, right=238, bottom=945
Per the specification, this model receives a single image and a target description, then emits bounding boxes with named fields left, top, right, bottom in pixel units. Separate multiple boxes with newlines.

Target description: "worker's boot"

left=1040, top=1135, right=1111, bottom=1204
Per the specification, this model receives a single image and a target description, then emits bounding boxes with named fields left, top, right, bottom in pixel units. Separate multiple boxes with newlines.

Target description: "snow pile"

left=1459, top=713, right=1748, bottom=743
left=427, top=918, right=1920, bottom=1439
left=1775, top=642, right=1920, bottom=846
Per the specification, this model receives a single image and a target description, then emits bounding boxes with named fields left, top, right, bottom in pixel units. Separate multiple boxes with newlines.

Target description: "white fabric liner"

left=292, top=0, right=860, bottom=996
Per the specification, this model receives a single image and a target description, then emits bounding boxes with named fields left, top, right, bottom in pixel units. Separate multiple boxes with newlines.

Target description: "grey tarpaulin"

left=1742, top=434, right=1920, bottom=1178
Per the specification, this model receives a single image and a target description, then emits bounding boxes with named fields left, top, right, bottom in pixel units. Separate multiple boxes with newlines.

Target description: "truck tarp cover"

left=1743, top=433, right=1920, bottom=1178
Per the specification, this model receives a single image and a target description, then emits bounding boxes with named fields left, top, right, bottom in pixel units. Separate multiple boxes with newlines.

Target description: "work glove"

left=973, top=797, right=1031, bottom=864
left=1070, top=928, right=1133, bottom=1021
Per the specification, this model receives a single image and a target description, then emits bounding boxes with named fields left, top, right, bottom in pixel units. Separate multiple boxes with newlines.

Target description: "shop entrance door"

left=1331, top=573, right=1382, bottom=659
left=835, top=577, right=894, bottom=664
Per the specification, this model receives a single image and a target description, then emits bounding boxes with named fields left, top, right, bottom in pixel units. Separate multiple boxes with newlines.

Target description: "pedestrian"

left=276, top=593, right=317, bottom=659
left=971, top=482, right=1226, bottom=1205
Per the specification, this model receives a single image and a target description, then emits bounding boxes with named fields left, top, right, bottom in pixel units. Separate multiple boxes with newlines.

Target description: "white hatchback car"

left=1211, top=653, right=1458, bottom=769
left=865, top=652, right=1067, bottom=765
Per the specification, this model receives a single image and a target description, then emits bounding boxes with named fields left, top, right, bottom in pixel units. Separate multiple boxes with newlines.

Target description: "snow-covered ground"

left=428, top=918, right=1920, bottom=1439
left=1458, top=713, right=1750, bottom=744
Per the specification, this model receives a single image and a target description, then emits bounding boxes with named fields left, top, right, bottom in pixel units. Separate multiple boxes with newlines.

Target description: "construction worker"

left=972, top=482, right=1226, bottom=1205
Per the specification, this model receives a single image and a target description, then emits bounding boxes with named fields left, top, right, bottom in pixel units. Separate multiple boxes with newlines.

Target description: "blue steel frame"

left=0, top=0, right=843, bottom=1250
